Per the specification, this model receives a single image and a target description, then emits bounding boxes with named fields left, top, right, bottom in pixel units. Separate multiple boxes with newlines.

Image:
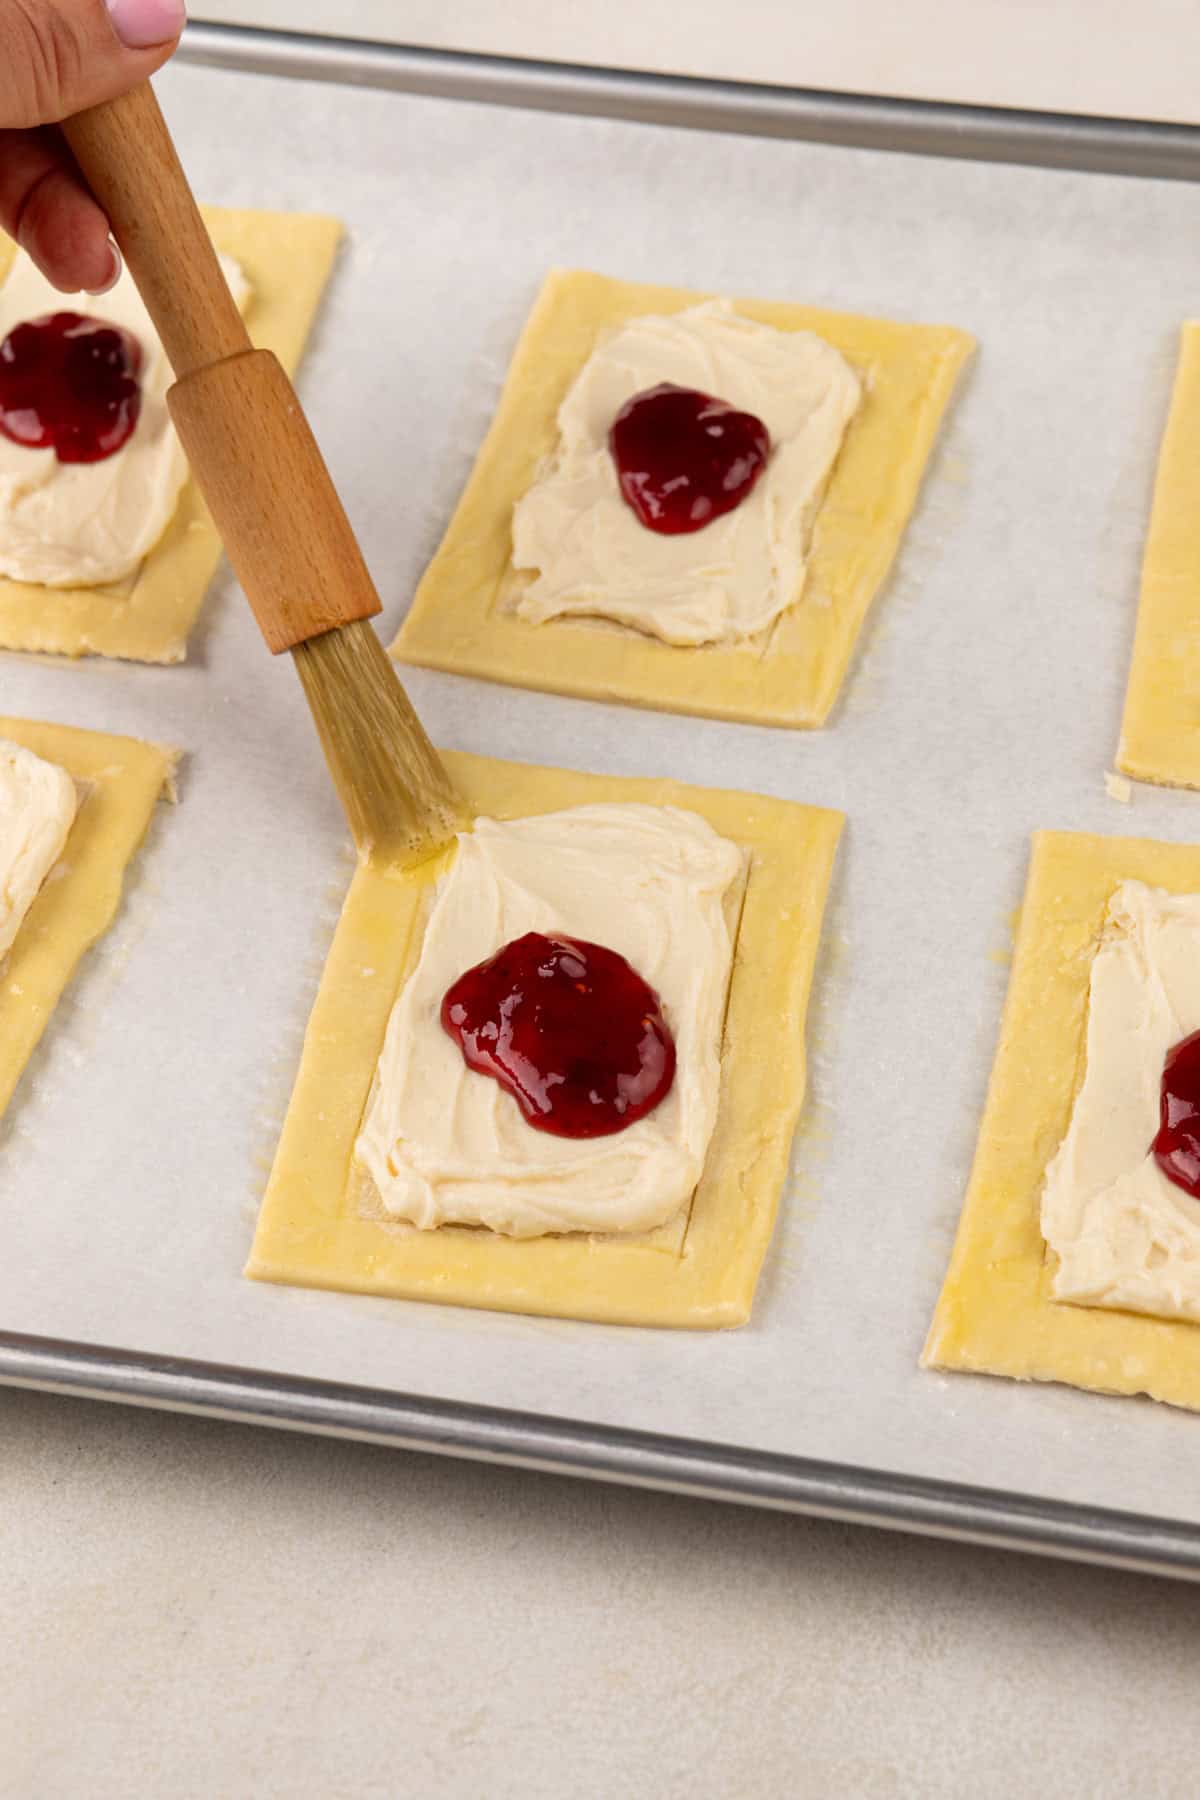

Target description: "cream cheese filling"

left=1042, top=880, right=1200, bottom=1322
left=355, top=804, right=742, bottom=1238
left=0, top=738, right=77, bottom=959
left=510, top=299, right=861, bottom=648
left=0, top=249, right=250, bottom=588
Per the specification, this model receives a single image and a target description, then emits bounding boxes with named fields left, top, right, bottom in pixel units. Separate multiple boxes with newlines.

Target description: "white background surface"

left=5, top=1385, right=1199, bottom=1799
left=10, top=15, right=1200, bottom=1799
left=195, top=0, right=1200, bottom=126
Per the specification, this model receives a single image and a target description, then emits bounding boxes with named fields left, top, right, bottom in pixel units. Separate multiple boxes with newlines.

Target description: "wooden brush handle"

left=62, top=81, right=247, bottom=377
left=62, top=83, right=381, bottom=653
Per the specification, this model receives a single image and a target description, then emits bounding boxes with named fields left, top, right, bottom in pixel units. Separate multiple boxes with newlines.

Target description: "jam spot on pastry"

left=1152, top=1029, right=1200, bottom=1197
left=608, top=381, right=770, bottom=534
left=0, top=312, right=143, bottom=464
left=442, top=930, right=676, bottom=1137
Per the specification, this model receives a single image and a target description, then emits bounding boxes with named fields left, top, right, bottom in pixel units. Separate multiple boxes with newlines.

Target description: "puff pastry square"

left=248, top=751, right=843, bottom=1327
left=393, top=269, right=973, bottom=729
left=0, top=208, right=341, bottom=664
left=0, top=717, right=177, bottom=1120
left=924, top=828, right=1200, bottom=1410
left=1116, top=324, right=1200, bottom=789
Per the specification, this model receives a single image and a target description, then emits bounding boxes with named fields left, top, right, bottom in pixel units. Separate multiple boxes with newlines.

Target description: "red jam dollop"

left=1152, top=1029, right=1200, bottom=1197
left=608, top=381, right=771, bottom=535
left=441, top=930, right=676, bottom=1138
left=0, top=311, right=143, bottom=464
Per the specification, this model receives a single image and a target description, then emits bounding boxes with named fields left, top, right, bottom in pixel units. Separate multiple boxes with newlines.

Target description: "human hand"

left=1, top=0, right=184, bottom=294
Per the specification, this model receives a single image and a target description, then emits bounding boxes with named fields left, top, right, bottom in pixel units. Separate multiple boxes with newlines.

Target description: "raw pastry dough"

left=1116, top=324, right=1200, bottom=789
left=393, top=269, right=974, bottom=729
left=510, top=301, right=861, bottom=645
left=248, top=751, right=843, bottom=1327
left=0, top=717, right=177, bottom=1121
left=0, top=208, right=341, bottom=663
left=356, top=805, right=742, bottom=1237
left=923, top=829, right=1200, bottom=1411
left=1041, top=882, right=1200, bottom=1322
left=0, top=249, right=249, bottom=587
left=0, top=741, right=77, bottom=956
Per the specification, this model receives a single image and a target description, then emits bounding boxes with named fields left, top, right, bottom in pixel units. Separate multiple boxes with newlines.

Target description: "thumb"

left=1, top=0, right=184, bottom=131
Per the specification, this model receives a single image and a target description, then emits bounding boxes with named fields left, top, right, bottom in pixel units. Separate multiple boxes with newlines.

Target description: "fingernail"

left=84, top=239, right=123, bottom=298
left=106, top=0, right=186, bottom=48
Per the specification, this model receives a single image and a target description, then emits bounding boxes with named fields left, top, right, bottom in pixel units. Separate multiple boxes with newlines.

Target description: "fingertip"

left=105, top=0, right=187, bottom=51
left=18, top=172, right=116, bottom=295
left=83, top=240, right=124, bottom=297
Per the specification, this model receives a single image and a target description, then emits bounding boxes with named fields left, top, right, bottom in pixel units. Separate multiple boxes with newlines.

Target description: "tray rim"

left=179, top=19, right=1200, bottom=180
left=3, top=1329, right=1200, bottom=1579
left=12, top=26, right=1200, bottom=1579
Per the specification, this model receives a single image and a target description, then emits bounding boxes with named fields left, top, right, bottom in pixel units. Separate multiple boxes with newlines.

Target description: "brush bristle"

left=292, top=620, right=468, bottom=865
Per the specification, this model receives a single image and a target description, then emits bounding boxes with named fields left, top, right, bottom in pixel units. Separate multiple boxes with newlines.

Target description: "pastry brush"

left=61, top=82, right=467, bottom=866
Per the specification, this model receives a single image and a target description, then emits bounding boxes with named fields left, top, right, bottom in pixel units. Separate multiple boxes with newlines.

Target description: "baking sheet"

left=5, top=54, right=1200, bottom=1549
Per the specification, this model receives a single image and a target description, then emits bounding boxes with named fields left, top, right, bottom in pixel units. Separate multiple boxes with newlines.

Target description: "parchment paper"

left=4, top=58, right=1200, bottom=1523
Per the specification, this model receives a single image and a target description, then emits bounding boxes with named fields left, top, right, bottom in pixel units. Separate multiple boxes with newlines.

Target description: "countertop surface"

left=9, top=10, right=1200, bottom=1797
left=4, top=1384, right=1197, bottom=1800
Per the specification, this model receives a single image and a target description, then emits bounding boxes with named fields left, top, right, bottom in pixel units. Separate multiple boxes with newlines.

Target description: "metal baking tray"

left=4, top=24, right=1200, bottom=1579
